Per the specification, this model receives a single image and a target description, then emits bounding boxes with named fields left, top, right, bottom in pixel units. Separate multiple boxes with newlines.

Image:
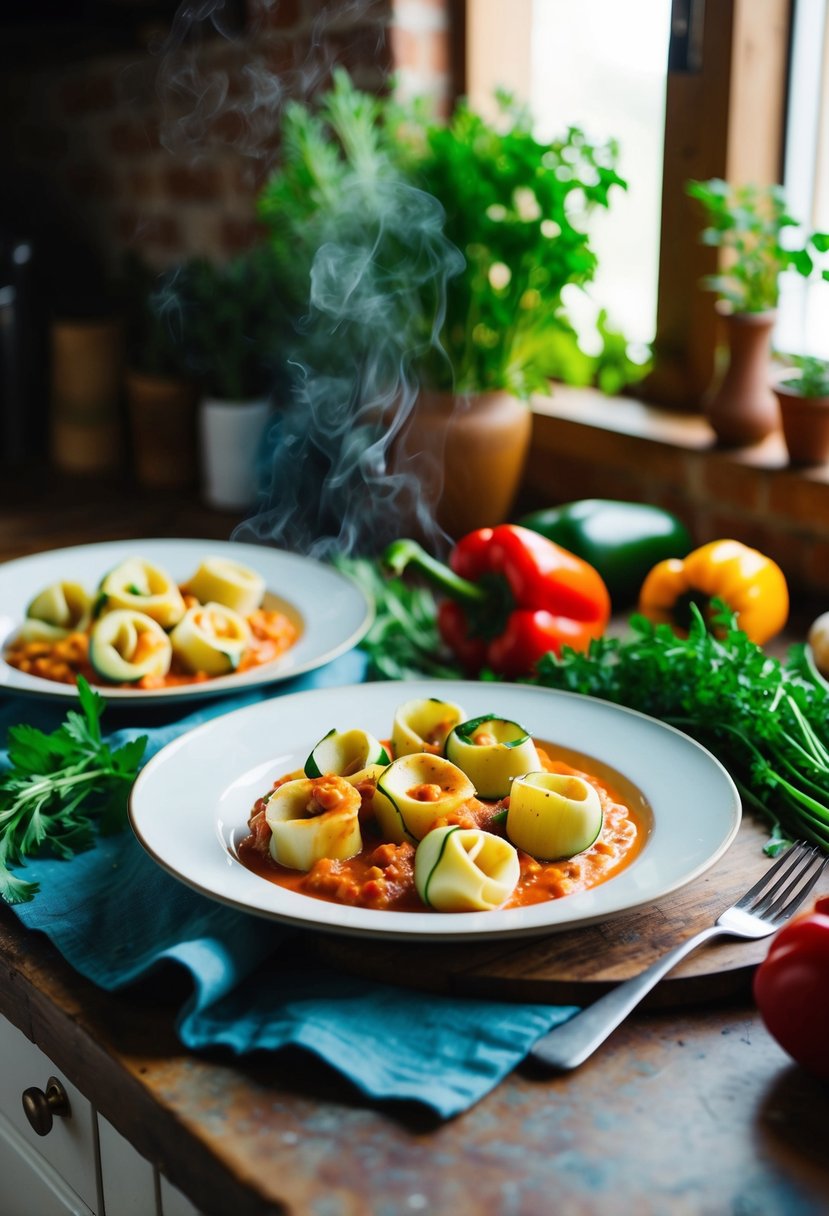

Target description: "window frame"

left=462, top=0, right=795, bottom=410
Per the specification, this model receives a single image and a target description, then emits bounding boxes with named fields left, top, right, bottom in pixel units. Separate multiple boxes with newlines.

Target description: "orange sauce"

left=238, top=744, right=648, bottom=914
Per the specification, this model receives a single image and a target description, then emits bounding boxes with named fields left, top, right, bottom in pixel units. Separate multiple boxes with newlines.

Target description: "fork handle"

left=530, top=923, right=726, bottom=1072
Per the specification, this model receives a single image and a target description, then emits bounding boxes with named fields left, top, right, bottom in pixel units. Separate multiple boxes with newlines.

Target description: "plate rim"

left=129, top=678, right=742, bottom=942
left=0, top=537, right=373, bottom=704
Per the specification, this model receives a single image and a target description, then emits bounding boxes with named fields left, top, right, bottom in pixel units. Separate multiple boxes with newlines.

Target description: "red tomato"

left=753, top=893, right=829, bottom=1082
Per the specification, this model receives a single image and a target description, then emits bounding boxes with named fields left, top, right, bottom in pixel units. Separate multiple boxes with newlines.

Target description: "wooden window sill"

left=525, top=385, right=829, bottom=598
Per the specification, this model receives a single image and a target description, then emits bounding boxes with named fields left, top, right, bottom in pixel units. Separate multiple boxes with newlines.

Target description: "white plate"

left=129, top=680, right=741, bottom=941
left=0, top=538, right=372, bottom=704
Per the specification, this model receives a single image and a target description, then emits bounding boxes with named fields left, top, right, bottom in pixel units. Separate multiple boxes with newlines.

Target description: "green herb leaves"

left=535, top=604, right=829, bottom=855
left=0, top=678, right=147, bottom=905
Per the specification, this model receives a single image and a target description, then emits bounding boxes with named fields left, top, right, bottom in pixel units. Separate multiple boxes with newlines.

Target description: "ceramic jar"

left=396, top=389, right=533, bottom=540
left=125, top=372, right=198, bottom=489
left=774, top=384, right=829, bottom=465
left=703, top=310, right=779, bottom=446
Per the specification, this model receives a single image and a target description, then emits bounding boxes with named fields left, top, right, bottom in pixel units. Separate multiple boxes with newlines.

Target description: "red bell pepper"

left=753, top=892, right=829, bottom=1082
left=384, top=524, right=611, bottom=678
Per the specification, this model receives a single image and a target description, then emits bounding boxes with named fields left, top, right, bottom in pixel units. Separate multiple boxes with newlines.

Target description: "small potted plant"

left=179, top=247, right=290, bottom=511
left=774, top=354, right=829, bottom=465
left=120, top=254, right=199, bottom=490
left=686, top=178, right=829, bottom=446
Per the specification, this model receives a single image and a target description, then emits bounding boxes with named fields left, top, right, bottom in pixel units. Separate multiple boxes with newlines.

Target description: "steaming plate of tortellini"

left=129, top=680, right=742, bottom=940
left=0, top=538, right=372, bottom=704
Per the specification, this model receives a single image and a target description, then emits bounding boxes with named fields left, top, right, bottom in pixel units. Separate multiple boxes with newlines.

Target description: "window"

left=467, top=0, right=817, bottom=406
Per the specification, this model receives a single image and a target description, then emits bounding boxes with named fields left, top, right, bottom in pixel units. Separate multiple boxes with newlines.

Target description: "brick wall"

left=0, top=0, right=457, bottom=301
left=522, top=387, right=829, bottom=601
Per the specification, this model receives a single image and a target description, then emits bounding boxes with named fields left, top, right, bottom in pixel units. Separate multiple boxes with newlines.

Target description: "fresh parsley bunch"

left=536, top=604, right=829, bottom=855
left=0, top=678, right=147, bottom=904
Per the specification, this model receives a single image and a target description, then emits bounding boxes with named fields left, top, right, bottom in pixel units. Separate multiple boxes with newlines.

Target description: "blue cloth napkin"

left=1, top=652, right=576, bottom=1119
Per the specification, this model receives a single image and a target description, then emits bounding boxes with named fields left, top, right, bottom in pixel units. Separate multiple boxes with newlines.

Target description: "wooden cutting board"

left=314, top=815, right=829, bottom=1009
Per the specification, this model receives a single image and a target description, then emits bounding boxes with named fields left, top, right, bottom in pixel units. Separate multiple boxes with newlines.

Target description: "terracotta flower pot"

left=396, top=389, right=533, bottom=540
left=774, top=385, right=829, bottom=465
left=50, top=319, right=124, bottom=474
left=125, top=371, right=198, bottom=489
left=704, top=309, right=779, bottom=446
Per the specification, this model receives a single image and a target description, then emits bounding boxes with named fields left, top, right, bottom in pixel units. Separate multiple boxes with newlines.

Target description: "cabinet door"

left=97, top=1116, right=160, bottom=1216
left=0, top=1016, right=99, bottom=1211
left=0, top=1105, right=95, bottom=1215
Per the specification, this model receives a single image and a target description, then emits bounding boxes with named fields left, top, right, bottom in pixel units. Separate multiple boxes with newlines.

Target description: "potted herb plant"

left=120, top=254, right=199, bottom=490
left=179, top=247, right=290, bottom=511
left=385, top=93, right=627, bottom=536
left=256, top=72, right=627, bottom=546
left=686, top=178, right=829, bottom=446
left=774, top=354, right=829, bottom=465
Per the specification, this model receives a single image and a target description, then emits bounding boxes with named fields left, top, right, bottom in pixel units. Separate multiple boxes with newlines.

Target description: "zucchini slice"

left=444, top=714, right=540, bottom=799
left=98, top=557, right=185, bottom=629
left=414, top=825, right=520, bottom=912
left=304, top=728, right=390, bottom=779
left=507, top=771, right=603, bottom=861
left=265, top=775, right=362, bottom=870
left=88, top=609, right=172, bottom=683
left=20, top=580, right=92, bottom=641
left=182, top=556, right=265, bottom=617
left=169, top=602, right=250, bottom=676
left=391, top=697, right=467, bottom=757
left=373, top=753, right=475, bottom=843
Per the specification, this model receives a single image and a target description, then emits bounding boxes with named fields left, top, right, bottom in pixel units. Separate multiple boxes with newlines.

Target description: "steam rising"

left=149, top=0, right=463, bottom=558
left=235, top=176, right=464, bottom=558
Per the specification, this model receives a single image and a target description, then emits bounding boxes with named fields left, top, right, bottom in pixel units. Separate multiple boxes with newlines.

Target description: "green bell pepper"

left=517, top=498, right=693, bottom=609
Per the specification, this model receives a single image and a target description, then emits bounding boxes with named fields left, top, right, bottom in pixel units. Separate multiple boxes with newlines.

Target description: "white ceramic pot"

left=199, top=396, right=271, bottom=511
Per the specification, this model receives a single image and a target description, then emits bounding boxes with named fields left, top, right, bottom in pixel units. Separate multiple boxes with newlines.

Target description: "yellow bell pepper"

left=638, top=539, right=789, bottom=645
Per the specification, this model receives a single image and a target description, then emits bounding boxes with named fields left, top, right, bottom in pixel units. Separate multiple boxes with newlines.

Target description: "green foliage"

left=0, top=678, right=147, bottom=904
left=333, top=556, right=463, bottom=681
left=535, top=604, right=829, bottom=854
left=390, top=94, right=628, bottom=398
left=686, top=178, right=829, bottom=313
left=778, top=353, right=829, bottom=398
left=174, top=246, right=291, bottom=400
left=258, top=72, right=634, bottom=400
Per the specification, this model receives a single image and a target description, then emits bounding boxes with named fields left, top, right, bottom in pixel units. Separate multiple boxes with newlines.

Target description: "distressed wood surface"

left=2, top=902, right=829, bottom=1216
left=316, top=814, right=829, bottom=1006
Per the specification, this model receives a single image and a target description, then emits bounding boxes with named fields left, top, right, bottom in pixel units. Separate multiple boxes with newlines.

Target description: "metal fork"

left=530, top=840, right=828, bottom=1073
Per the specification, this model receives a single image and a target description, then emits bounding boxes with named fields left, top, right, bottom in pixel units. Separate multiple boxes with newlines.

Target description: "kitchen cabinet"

left=0, top=1014, right=202, bottom=1216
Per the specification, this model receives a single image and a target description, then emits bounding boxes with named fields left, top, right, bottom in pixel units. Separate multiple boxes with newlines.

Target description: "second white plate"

left=0, top=538, right=372, bottom=704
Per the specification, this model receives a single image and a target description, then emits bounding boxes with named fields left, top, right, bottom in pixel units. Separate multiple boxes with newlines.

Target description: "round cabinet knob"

left=21, top=1076, right=71, bottom=1136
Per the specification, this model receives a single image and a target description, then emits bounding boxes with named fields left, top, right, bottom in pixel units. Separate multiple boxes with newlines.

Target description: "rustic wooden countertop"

left=1, top=469, right=829, bottom=1215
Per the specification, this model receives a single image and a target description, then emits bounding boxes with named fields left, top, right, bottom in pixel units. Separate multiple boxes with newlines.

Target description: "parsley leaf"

left=0, top=677, right=147, bottom=904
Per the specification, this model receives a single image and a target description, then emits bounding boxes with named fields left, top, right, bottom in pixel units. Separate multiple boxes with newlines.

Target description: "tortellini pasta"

left=391, top=698, right=467, bottom=757
left=373, top=753, right=475, bottom=843
left=98, top=557, right=186, bottom=629
left=182, top=557, right=265, bottom=617
left=265, top=774, right=362, bottom=870
left=169, top=602, right=251, bottom=675
left=444, top=714, right=540, bottom=798
left=21, top=581, right=92, bottom=641
left=304, top=727, right=390, bottom=780
left=88, top=609, right=172, bottom=683
left=507, top=771, right=603, bottom=861
left=415, top=825, right=520, bottom=912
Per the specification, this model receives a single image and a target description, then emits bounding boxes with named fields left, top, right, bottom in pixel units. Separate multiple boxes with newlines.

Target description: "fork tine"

left=733, top=840, right=812, bottom=910
left=760, top=850, right=828, bottom=923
